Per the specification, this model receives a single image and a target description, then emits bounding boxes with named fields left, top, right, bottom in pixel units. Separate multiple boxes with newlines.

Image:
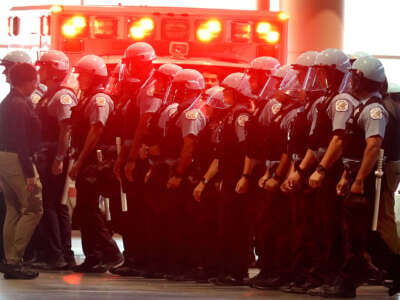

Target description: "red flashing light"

left=256, top=22, right=280, bottom=44
left=196, top=19, right=221, bottom=43
left=129, top=17, right=154, bottom=40
left=62, top=16, right=87, bottom=38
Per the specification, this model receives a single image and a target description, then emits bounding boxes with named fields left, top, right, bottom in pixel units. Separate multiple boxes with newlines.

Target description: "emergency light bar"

left=196, top=19, right=222, bottom=42
left=129, top=17, right=154, bottom=40
left=256, top=21, right=280, bottom=44
left=62, top=15, right=87, bottom=38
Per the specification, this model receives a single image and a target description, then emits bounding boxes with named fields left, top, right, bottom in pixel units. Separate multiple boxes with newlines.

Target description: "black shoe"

left=279, top=281, right=296, bottom=293
left=308, top=284, right=328, bottom=297
left=211, top=275, right=247, bottom=286
left=389, top=279, right=400, bottom=296
left=166, top=271, right=195, bottom=282
left=252, top=275, right=286, bottom=290
left=109, top=263, right=142, bottom=276
left=62, top=256, right=77, bottom=270
left=72, top=259, right=107, bottom=273
left=32, top=256, right=68, bottom=271
left=249, top=270, right=269, bottom=287
left=319, top=277, right=356, bottom=298
left=3, top=264, right=39, bottom=280
left=195, top=268, right=212, bottom=284
left=103, top=254, right=124, bottom=270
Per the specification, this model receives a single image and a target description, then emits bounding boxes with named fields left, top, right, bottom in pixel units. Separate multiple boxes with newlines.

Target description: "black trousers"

left=143, top=163, right=170, bottom=272
left=120, top=158, right=149, bottom=267
left=75, top=173, right=121, bottom=263
left=217, top=174, right=251, bottom=279
left=35, top=149, right=73, bottom=261
left=311, top=164, right=344, bottom=280
left=260, top=190, right=292, bottom=277
left=193, top=178, right=219, bottom=274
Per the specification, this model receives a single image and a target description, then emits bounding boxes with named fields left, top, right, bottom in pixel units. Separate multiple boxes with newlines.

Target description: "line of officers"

left=2, top=42, right=400, bottom=298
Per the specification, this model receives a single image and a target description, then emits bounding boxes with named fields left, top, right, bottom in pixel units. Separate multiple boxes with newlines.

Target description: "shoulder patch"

left=237, top=114, right=250, bottom=127
left=185, top=109, right=199, bottom=120
left=96, top=96, right=107, bottom=107
left=272, top=103, right=282, bottom=115
left=370, top=107, right=383, bottom=120
left=335, top=99, right=349, bottom=112
left=60, top=94, right=73, bottom=105
left=31, top=93, right=41, bottom=104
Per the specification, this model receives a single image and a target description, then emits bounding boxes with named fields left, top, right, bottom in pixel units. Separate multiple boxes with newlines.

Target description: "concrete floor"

left=0, top=233, right=398, bottom=299
left=0, top=271, right=396, bottom=300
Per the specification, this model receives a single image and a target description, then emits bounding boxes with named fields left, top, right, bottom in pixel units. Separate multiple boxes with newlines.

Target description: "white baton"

left=116, top=137, right=128, bottom=212
left=61, top=158, right=75, bottom=205
left=372, top=149, right=384, bottom=231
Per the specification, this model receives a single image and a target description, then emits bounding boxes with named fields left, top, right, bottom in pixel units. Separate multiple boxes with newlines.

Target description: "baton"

left=116, top=137, right=128, bottom=212
left=97, top=149, right=112, bottom=221
left=61, top=158, right=75, bottom=205
left=372, top=149, right=384, bottom=231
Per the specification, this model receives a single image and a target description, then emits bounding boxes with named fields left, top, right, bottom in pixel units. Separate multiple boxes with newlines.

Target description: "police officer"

left=158, top=69, right=206, bottom=281
left=141, top=69, right=205, bottom=280
left=246, top=56, right=280, bottom=99
left=111, top=42, right=156, bottom=275
left=197, top=72, right=254, bottom=285
left=241, top=56, right=280, bottom=267
left=311, top=56, right=390, bottom=298
left=279, top=49, right=350, bottom=294
left=112, top=63, right=182, bottom=277
left=243, top=65, right=291, bottom=288
left=32, top=50, right=77, bottom=270
left=69, top=55, right=122, bottom=273
left=252, top=52, right=318, bottom=290
left=0, top=50, right=34, bottom=262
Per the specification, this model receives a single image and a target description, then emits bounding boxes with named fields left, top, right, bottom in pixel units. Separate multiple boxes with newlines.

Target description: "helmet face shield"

left=204, top=86, right=229, bottom=110
left=259, top=76, right=282, bottom=100
left=166, top=82, right=187, bottom=104
left=303, top=66, right=329, bottom=92
left=278, top=67, right=308, bottom=102
left=339, top=69, right=362, bottom=94
left=280, top=67, right=307, bottom=93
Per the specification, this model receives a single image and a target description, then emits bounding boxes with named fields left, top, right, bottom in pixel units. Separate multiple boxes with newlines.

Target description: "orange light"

left=72, top=16, right=86, bottom=28
left=278, top=12, right=290, bottom=21
left=197, top=29, right=212, bottom=42
left=196, top=19, right=222, bottom=43
left=207, top=20, right=221, bottom=33
left=266, top=31, right=280, bottom=43
left=256, top=22, right=271, bottom=34
left=50, top=5, right=63, bottom=14
left=129, top=17, right=154, bottom=40
left=256, top=21, right=280, bottom=44
left=62, top=16, right=87, bottom=38
left=139, top=18, right=154, bottom=31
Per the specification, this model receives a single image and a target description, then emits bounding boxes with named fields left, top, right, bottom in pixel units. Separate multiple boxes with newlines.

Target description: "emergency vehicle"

left=6, top=4, right=289, bottom=78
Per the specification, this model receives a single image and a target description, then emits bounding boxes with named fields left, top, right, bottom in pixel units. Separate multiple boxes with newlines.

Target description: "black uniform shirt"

left=0, top=89, right=41, bottom=178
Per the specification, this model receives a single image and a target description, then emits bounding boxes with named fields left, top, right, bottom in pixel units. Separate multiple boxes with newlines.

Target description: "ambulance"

left=6, top=4, right=289, bottom=78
